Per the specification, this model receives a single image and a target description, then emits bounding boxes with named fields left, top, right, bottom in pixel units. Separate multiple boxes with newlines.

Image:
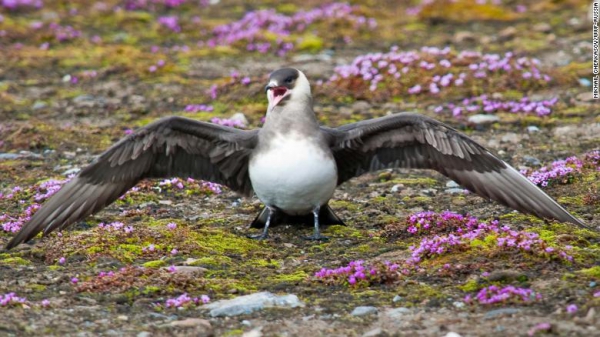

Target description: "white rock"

left=351, top=306, right=378, bottom=316
left=467, top=114, right=500, bottom=125
left=202, top=292, right=304, bottom=317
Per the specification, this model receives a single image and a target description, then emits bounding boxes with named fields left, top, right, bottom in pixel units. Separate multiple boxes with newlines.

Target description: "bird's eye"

left=285, top=77, right=294, bottom=84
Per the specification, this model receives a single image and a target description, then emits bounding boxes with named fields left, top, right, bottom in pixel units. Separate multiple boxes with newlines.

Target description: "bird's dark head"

left=265, top=68, right=311, bottom=108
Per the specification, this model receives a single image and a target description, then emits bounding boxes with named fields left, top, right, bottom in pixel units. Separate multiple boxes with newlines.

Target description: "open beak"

left=266, top=85, right=290, bottom=108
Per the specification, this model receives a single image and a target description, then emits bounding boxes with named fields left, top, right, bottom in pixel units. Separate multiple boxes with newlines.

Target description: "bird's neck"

left=263, top=97, right=319, bottom=134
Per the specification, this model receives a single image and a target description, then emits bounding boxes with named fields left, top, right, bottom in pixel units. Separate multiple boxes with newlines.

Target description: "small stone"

left=585, top=307, right=596, bottom=322
left=184, top=258, right=199, bottom=265
left=498, top=26, right=517, bottom=40
left=446, top=181, right=460, bottom=188
left=392, top=295, right=403, bottom=302
left=453, top=301, right=465, bottom=308
left=351, top=306, right=378, bottom=316
left=0, top=153, right=20, bottom=160
left=291, top=53, right=332, bottom=63
left=63, top=168, right=81, bottom=176
left=453, top=31, right=476, bottom=43
left=533, top=23, right=552, bottom=33
left=136, top=332, right=152, bottom=337
left=445, top=188, right=466, bottom=195
left=160, top=266, right=207, bottom=275
left=526, top=126, right=540, bottom=133
left=169, top=318, right=212, bottom=329
left=352, top=100, right=372, bottom=114
left=390, top=184, right=403, bottom=193
left=32, top=101, right=48, bottom=110
left=230, top=112, right=248, bottom=126
left=576, top=92, right=594, bottom=102
left=117, top=315, right=128, bottom=321
left=339, top=106, right=353, bottom=117
left=158, top=200, right=173, bottom=205
left=500, top=133, right=520, bottom=144
left=579, top=78, right=592, bottom=87
left=467, top=114, right=500, bottom=125
left=242, top=328, right=263, bottom=337
left=444, top=333, right=463, bottom=337
left=362, top=328, right=386, bottom=337
left=386, top=307, right=410, bottom=318
left=523, top=156, right=541, bottom=166
left=590, top=281, right=597, bottom=288
left=484, top=307, right=521, bottom=319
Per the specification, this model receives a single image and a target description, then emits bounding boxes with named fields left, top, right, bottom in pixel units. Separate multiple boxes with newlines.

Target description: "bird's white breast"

left=249, top=132, right=337, bottom=214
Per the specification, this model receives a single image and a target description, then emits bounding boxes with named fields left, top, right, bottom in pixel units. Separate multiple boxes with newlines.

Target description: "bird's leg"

left=305, top=205, right=329, bottom=241
left=248, top=206, right=275, bottom=240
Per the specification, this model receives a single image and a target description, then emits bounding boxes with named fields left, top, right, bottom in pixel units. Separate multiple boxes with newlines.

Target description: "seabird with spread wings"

left=4, top=68, right=587, bottom=249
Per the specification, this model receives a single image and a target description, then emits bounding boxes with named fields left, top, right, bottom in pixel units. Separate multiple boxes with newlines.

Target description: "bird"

left=4, top=67, right=588, bottom=250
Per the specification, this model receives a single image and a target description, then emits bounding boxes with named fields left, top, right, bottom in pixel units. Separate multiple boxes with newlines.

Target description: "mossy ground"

left=0, top=0, right=599, bottom=336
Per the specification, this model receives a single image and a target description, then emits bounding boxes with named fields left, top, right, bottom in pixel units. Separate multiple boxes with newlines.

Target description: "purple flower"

left=185, top=104, right=214, bottom=112
left=0, top=293, right=27, bottom=306
left=566, top=304, right=578, bottom=314
left=166, top=222, right=177, bottom=230
left=164, top=293, right=210, bottom=309
left=58, top=257, right=66, bottom=265
left=407, top=84, right=421, bottom=94
left=158, top=16, right=181, bottom=33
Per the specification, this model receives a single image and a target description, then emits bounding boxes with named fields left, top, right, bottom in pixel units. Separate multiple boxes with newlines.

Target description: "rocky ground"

left=0, top=1, right=599, bottom=336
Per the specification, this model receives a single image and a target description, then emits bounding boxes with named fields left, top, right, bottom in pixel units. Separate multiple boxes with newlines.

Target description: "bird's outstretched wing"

left=5, top=116, right=258, bottom=249
left=322, top=112, right=587, bottom=228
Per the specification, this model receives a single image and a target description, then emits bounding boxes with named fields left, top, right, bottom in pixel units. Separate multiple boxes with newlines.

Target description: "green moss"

left=248, top=259, right=281, bottom=268
left=269, top=270, right=308, bottom=283
left=204, top=278, right=257, bottom=293
left=498, top=212, right=544, bottom=225
left=142, top=286, right=162, bottom=294
left=27, top=284, right=47, bottom=292
left=402, top=196, right=432, bottom=203
left=356, top=244, right=373, bottom=253
left=276, top=3, right=298, bottom=14
left=557, top=196, right=584, bottom=206
left=0, top=257, right=31, bottom=266
left=390, top=177, right=438, bottom=186
left=297, top=34, right=324, bottom=52
left=142, top=260, right=167, bottom=268
left=325, top=225, right=362, bottom=238
left=501, top=90, right=524, bottom=100
left=329, top=200, right=362, bottom=212
left=578, top=266, right=600, bottom=278
left=459, top=279, right=481, bottom=292
left=222, top=329, right=245, bottom=337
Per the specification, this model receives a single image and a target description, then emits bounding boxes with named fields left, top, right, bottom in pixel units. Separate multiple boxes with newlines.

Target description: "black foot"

left=247, top=233, right=269, bottom=240
left=304, top=234, right=329, bottom=241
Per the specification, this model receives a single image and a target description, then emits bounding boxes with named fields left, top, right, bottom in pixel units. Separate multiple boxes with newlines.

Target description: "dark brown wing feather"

left=323, top=112, right=587, bottom=228
left=5, top=116, right=258, bottom=249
